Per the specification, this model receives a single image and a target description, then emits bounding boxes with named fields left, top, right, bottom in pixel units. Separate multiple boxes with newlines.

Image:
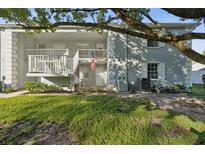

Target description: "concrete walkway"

left=0, top=90, right=29, bottom=98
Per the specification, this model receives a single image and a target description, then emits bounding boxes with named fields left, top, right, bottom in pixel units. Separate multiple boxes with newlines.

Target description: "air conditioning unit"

left=141, top=78, right=151, bottom=91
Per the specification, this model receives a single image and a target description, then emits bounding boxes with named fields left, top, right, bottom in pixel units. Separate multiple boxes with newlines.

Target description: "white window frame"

left=147, top=63, right=159, bottom=79
left=142, top=61, right=165, bottom=81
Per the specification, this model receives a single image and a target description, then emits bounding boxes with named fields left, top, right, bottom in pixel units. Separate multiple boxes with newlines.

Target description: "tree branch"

left=140, top=11, right=158, bottom=24
left=170, top=41, right=205, bottom=64
left=20, top=21, right=161, bottom=41
left=104, top=16, right=119, bottom=24
left=110, top=9, right=175, bottom=41
left=162, top=8, right=205, bottom=19
left=175, top=32, right=205, bottom=41
left=111, top=8, right=154, bottom=34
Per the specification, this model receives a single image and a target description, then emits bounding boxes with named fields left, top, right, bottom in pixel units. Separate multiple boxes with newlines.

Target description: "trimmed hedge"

left=24, top=82, right=63, bottom=93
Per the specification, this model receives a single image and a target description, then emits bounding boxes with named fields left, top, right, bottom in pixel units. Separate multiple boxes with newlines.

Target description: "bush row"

left=24, top=82, right=63, bottom=93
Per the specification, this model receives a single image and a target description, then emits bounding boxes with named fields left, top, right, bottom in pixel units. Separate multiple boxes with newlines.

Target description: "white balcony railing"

left=28, top=55, right=73, bottom=75
left=78, top=49, right=107, bottom=59
left=27, top=48, right=107, bottom=76
left=25, top=48, right=69, bottom=56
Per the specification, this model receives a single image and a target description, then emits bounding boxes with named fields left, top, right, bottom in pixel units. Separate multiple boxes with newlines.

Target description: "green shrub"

left=163, top=84, right=186, bottom=93
left=24, top=82, right=63, bottom=93
left=24, top=82, right=47, bottom=93
left=106, top=87, right=115, bottom=93
left=4, top=88, right=15, bottom=94
left=47, top=85, right=63, bottom=93
left=95, top=86, right=105, bottom=92
left=87, top=86, right=105, bottom=92
left=59, top=78, right=72, bottom=88
left=175, top=84, right=186, bottom=93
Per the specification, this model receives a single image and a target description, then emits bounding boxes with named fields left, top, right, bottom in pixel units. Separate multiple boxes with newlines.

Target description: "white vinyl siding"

left=142, top=39, right=147, bottom=48
left=141, top=63, right=148, bottom=78
left=158, top=63, right=165, bottom=80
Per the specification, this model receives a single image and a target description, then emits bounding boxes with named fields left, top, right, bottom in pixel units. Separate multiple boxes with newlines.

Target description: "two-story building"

left=0, top=23, right=193, bottom=92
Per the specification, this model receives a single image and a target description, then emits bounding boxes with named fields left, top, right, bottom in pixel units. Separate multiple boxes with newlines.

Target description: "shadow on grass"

left=13, top=95, right=204, bottom=125
left=13, top=95, right=148, bottom=123
left=165, top=109, right=199, bottom=122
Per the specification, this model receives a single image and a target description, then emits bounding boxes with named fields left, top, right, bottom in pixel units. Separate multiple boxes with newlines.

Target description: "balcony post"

left=66, top=48, right=69, bottom=55
left=28, top=55, right=31, bottom=72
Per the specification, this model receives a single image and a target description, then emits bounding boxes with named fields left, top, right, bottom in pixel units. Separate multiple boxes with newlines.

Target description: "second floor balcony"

left=25, top=48, right=107, bottom=77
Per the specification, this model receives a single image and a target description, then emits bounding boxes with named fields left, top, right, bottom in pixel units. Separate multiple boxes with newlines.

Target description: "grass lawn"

left=190, top=84, right=205, bottom=95
left=0, top=95, right=205, bottom=144
left=190, top=84, right=205, bottom=100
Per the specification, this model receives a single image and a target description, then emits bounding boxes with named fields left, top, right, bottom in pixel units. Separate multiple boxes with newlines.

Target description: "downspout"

left=125, top=25, right=129, bottom=91
left=106, top=32, right=109, bottom=89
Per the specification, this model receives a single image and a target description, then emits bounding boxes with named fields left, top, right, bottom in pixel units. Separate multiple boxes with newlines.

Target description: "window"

left=147, top=40, right=158, bottom=47
left=147, top=63, right=158, bottom=79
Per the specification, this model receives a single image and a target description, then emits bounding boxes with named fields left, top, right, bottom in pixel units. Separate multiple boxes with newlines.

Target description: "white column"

left=1, top=31, right=18, bottom=89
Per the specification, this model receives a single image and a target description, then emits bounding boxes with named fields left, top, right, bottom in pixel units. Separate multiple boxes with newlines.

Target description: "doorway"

left=96, top=66, right=107, bottom=86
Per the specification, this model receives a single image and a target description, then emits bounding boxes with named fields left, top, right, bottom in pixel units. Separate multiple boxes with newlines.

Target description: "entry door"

left=96, top=67, right=107, bottom=86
